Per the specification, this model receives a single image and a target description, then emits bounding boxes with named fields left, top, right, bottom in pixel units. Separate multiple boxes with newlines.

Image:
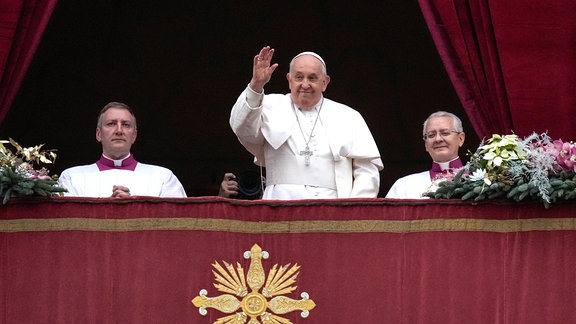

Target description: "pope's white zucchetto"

left=292, top=51, right=327, bottom=72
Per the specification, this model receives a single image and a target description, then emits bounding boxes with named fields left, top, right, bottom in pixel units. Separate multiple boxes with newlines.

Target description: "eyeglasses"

left=423, top=130, right=461, bottom=140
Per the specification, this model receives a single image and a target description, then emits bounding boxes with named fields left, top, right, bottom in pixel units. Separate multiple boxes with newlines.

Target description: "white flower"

left=469, top=169, right=491, bottom=185
left=480, top=134, right=529, bottom=168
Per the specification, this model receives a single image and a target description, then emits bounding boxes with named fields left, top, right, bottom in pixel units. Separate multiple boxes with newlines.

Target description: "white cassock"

left=58, top=155, right=187, bottom=198
left=230, top=86, right=383, bottom=199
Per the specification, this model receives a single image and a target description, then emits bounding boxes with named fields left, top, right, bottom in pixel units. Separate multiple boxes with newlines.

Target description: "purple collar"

left=96, top=154, right=138, bottom=171
left=429, top=157, right=463, bottom=180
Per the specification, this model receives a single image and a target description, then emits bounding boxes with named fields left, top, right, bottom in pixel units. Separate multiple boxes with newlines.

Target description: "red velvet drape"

left=2, top=197, right=576, bottom=323
left=0, top=0, right=57, bottom=126
left=419, top=0, right=576, bottom=141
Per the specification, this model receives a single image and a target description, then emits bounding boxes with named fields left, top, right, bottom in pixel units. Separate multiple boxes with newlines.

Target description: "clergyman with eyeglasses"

left=386, top=111, right=466, bottom=199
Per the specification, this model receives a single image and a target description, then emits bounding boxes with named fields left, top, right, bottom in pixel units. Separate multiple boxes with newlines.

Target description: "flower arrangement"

left=425, top=133, right=576, bottom=207
left=0, top=138, right=67, bottom=204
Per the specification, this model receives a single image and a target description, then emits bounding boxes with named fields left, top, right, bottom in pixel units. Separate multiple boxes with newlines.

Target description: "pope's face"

left=286, top=55, right=330, bottom=110
left=424, top=116, right=465, bottom=162
left=96, top=107, right=137, bottom=159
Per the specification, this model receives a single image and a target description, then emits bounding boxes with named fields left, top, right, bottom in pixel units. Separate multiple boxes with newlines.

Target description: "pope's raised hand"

left=249, top=46, right=279, bottom=93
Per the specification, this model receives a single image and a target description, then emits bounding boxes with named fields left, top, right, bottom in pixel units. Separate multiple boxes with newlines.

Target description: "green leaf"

left=461, top=190, right=477, bottom=200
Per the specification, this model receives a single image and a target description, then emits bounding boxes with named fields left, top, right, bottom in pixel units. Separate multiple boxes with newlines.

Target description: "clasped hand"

left=112, top=185, right=131, bottom=198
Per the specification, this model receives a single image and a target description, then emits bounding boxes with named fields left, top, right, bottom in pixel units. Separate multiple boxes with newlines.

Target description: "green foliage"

left=426, top=171, right=576, bottom=208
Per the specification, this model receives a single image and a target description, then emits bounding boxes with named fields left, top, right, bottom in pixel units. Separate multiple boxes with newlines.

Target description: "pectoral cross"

left=299, top=145, right=313, bottom=166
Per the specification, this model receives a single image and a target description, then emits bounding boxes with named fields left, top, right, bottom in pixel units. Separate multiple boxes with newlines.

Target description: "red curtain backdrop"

left=0, top=0, right=57, bottom=126
left=2, top=197, right=576, bottom=323
left=419, top=0, right=576, bottom=141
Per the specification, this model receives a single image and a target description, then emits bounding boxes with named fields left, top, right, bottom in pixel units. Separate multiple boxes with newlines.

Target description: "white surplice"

left=386, top=158, right=464, bottom=199
left=385, top=171, right=432, bottom=199
left=59, top=161, right=187, bottom=198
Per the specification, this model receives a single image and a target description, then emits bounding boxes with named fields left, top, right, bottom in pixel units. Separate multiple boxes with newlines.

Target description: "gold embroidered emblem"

left=192, top=244, right=316, bottom=323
